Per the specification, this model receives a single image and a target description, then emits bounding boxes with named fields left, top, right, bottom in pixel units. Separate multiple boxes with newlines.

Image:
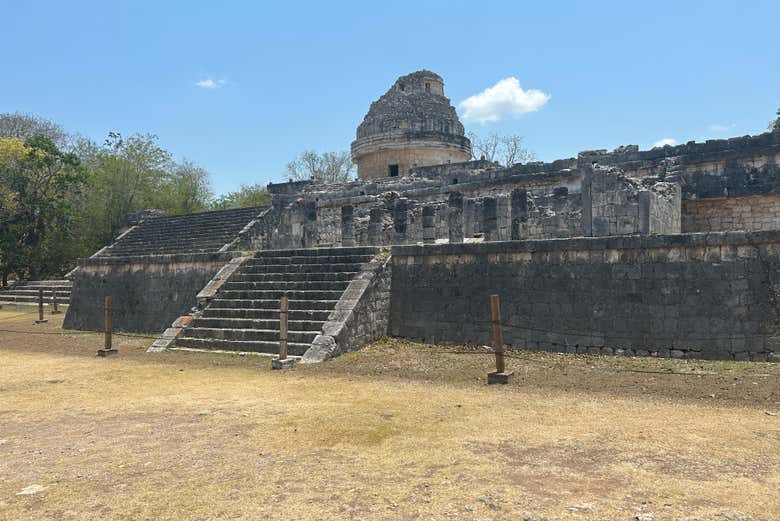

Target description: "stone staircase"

left=175, top=247, right=379, bottom=355
left=99, top=206, right=267, bottom=257
left=0, top=280, right=72, bottom=305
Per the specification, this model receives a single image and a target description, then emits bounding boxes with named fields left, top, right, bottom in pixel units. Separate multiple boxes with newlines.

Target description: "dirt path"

left=0, top=308, right=778, bottom=520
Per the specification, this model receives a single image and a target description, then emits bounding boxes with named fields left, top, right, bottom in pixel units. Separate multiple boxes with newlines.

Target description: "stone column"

left=303, top=200, right=318, bottom=247
left=341, top=205, right=355, bottom=247
left=483, top=197, right=498, bottom=242
left=638, top=191, right=651, bottom=235
left=422, top=206, right=436, bottom=244
left=463, top=198, right=476, bottom=239
left=368, top=207, right=383, bottom=245
left=393, top=198, right=409, bottom=245
left=511, top=188, right=528, bottom=240
left=448, top=192, right=464, bottom=243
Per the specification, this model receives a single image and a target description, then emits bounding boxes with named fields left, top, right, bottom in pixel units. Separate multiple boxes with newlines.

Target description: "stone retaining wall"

left=64, top=252, right=239, bottom=333
left=389, top=232, right=780, bottom=362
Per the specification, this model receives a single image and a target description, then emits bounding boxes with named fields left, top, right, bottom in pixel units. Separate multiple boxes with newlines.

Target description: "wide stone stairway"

left=0, top=280, right=72, bottom=305
left=99, top=206, right=267, bottom=257
left=175, top=247, right=379, bottom=355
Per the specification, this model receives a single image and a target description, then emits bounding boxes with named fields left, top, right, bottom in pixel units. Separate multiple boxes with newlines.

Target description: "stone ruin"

left=62, top=70, right=780, bottom=363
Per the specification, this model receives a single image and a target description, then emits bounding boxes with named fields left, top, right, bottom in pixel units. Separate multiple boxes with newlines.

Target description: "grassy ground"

left=0, top=307, right=778, bottom=520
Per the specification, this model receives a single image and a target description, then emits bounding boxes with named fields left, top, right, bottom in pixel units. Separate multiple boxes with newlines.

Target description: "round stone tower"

left=351, top=70, right=472, bottom=180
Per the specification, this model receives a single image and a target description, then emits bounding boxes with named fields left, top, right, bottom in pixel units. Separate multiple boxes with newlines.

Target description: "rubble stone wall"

left=389, top=232, right=780, bottom=362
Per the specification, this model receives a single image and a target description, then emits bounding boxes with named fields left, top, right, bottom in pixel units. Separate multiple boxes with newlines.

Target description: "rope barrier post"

left=34, top=289, right=48, bottom=324
left=272, top=292, right=294, bottom=370
left=97, top=295, right=117, bottom=357
left=487, top=294, right=512, bottom=385
left=51, top=289, right=61, bottom=315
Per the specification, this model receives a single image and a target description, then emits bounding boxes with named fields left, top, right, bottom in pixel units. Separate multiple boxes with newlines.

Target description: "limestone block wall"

left=63, top=252, right=238, bottom=333
left=389, top=233, right=780, bottom=362
left=356, top=145, right=471, bottom=180
left=682, top=195, right=780, bottom=233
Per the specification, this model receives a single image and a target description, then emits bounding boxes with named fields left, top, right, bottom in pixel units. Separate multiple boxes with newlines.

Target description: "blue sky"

left=2, top=1, right=778, bottom=195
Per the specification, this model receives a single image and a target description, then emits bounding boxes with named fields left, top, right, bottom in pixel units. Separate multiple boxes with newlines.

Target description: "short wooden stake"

left=34, top=289, right=48, bottom=324
left=51, top=289, right=61, bottom=314
left=487, top=294, right=512, bottom=384
left=97, top=295, right=117, bottom=357
left=272, top=293, right=294, bottom=369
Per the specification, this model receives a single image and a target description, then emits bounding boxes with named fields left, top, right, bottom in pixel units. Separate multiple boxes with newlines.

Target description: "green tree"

left=212, top=183, right=270, bottom=209
left=771, top=109, right=780, bottom=131
left=74, top=133, right=215, bottom=251
left=150, top=160, right=213, bottom=215
left=0, top=135, right=86, bottom=283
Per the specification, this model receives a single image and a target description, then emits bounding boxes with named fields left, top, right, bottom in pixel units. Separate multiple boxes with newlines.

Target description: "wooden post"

left=487, top=294, right=512, bottom=384
left=104, top=295, right=112, bottom=350
left=97, top=295, right=117, bottom=356
left=279, top=293, right=288, bottom=360
left=51, top=289, right=61, bottom=314
left=34, top=288, right=48, bottom=324
left=272, top=293, right=294, bottom=369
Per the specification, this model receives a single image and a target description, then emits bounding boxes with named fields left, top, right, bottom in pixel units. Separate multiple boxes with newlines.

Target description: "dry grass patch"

left=0, top=309, right=778, bottom=520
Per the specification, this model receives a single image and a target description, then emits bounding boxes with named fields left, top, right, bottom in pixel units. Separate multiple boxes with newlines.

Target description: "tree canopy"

left=285, top=150, right=354, bottom=184
left=0, top=114, right=235, bottom=283
left=0, top=135, right=86, bottom=282
left=467, top=132, right=536, bottom=167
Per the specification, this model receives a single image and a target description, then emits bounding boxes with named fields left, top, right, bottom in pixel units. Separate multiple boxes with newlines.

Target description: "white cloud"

left=652, top=138, right=677, bottom=148
left=459, top=77, right=550, bottom=124
left=707, top=123, right=736, bottom=133
left=195, top=78, right=227, bottom=89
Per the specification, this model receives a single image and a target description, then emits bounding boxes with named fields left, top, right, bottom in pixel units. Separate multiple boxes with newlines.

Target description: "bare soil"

left=0, top=307, right=778, bottom=520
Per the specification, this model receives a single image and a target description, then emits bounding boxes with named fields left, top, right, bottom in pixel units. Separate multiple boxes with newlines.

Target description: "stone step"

left=24, top=280, right=71, bottom=287
left=0, top=289, right=71, bottom=296
left=218, top=289, right=345, bottom=301
left=141, top=207, right=264, bottom=223
left=143, top=209, right=263, bottom=226
left=174, top=337, right=309, bottom=356
left=0, top=294, right=71, bottom=304
left=108, top=237, right=232, bottom=248
left=201, top=308, right=332, bottom=321
left=254, top=247, right=379, bottom=258
left=116, top=229, right=246, bottom=243
left=208, top=298, right=338, bottom=311
left=246, top=254, right=375, bottom=266
left=110, top=235, right=234, bottom=246
left=105, top=245, right=226, bottom=255
left=190, top=317, right=324, bottom=331
left=241, top=263, right=366, bottom=274
left=230, top=271, right=358, bottom=282
left=182, top=327, right=318, bottom=344
left=222, top=280, right=350, bottom=291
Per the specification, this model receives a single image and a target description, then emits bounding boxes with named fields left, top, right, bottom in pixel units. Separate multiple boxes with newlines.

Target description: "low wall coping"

left=78, top=252, right=241, bottom=267
left=391, top=230, right=780, bottom=257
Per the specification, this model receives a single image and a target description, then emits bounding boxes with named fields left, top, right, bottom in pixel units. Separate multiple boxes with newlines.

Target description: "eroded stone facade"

left=351, top=70, right=471, bottom=180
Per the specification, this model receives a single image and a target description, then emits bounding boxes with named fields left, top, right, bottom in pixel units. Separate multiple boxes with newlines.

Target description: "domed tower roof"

left=351, top=70, right=471, bottom=180
left=356, top=70, right=465, bottom=138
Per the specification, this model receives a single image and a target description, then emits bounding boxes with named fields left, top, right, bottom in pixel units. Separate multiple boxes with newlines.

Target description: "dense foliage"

left=0, top=113, right=272, bottom=283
